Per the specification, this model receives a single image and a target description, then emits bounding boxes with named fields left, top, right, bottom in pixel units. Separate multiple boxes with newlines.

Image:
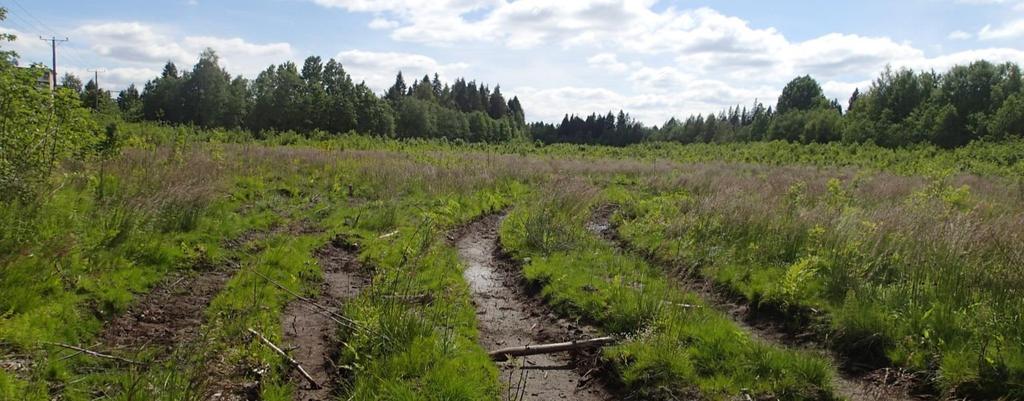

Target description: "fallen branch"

left=378, top=230, right=399, bottom=239
left=489, top=337, right=616, bottom=362
left=247, top=328, right=319, bottom=390
left=660, top=301, right=700, bottom=309
left=250, top=270, right=362, bottom=332
left=42, top=342, right=143, bottom=365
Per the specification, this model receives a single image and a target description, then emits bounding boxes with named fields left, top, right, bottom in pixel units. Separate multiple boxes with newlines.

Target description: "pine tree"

left=385, top=71, right=407, bottom=102
left=507, top=96, right=525, bottom=125
left=117, top=84, right=142, bottom=121
left=487, top=85, right=508, bottom=119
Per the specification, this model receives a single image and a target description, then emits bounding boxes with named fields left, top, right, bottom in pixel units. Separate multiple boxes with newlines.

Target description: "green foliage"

left=0, top=32, right=98, bottom=200
left=611, top=165, right=1024, bottom=398
left=776, top=75, right=829, bottom=114
left=500, top=186, right=837, bottom=400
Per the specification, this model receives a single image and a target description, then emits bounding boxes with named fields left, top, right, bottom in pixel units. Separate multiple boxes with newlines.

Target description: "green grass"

left=4, top=125, right=1023, bottom=400
left=326, top=184, right=527, bottom=400
left=607, top=167, right=1024, bottom=399
left=499, top=184, right=837, bottom=401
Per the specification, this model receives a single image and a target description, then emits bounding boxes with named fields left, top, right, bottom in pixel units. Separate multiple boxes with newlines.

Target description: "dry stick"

left=250, top=270, right=361, bottom=331
left=489, top=337, right=617, bottom=362
left=247, top=328, right=320, bottom=390
left=42, top=342, right=144, bottom=365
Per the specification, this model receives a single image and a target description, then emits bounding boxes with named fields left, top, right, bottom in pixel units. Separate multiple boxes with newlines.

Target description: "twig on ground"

left=42, top=342, right=144, bottom=365
left=247, top=328, right=319, bottom=390
left=489, top=337, right=617, bottom=362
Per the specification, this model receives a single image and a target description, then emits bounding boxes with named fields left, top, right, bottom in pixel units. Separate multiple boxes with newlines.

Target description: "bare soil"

left=455, top=214, right=613, bottom=401
left=281, top=236, right=370, bottom=401
left=588, top=205, right=926, bottom=401
left=98, top=223, right=300, bottom=356
left=99, top=268, right=234, bottom=355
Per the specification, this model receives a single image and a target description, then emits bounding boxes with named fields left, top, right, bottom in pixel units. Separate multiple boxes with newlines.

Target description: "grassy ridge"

left=499, top=181, right=837, bottom=400
left=608, top=164, right=1024, bottom=399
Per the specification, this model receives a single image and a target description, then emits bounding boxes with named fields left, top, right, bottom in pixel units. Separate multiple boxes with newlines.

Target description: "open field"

left=2, top=125, right=1021, bottom=401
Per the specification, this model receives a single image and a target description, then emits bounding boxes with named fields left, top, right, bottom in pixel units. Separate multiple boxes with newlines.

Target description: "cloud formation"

left=310, top=1, right=1024, bottom=123
left=336, top=50, right=469, bottom=92
left=72, top=22, right=293, bottom=80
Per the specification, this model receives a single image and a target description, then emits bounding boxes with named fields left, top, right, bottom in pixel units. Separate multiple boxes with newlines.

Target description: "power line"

left=40, top=36, right=68, bottom=90
left=88, top=69, right=105, bottom=107
left=7, top=0, right=60, bottom=35
left=2, top=5, right=48, bottom=35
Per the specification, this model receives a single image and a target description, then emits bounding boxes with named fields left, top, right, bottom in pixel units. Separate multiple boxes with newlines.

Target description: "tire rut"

left=99, top=220, right=316, bottom=358
left=280, top=236, right=370, bottom=401
left=587, top=205, right=924, bottom=401
left=455, top=214, right=613, bottom=401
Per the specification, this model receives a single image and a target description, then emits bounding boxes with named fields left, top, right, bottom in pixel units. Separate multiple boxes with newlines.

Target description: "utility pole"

left=39, top=36, right=68, bottom=90
left=88, top=69, right=105, bottom=109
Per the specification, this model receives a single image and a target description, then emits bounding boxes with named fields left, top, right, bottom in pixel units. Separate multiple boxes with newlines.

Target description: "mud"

left=455, top=214, right=612, bottom=401
left=99, top=268, right=234, bottom=354
left=588, top=205, right=925, bottom=401
left=97, top=225, right=292, bottom=355
left=281, top=236, right=370, bottom=401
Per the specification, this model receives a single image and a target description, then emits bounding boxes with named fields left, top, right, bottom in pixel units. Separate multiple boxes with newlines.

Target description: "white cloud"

left=63, top=66, right=160, bottom=91
left=587, top=53, right=630, bottom=73
left=785, top=33, right=922, bottom=79
left=72, top=21, right=293, bottom=79
left=368, top=18, right=400, bottom=30
left=335, top=50, right=468, bottom=92
left=0, top=27, right=51, bottom=61
left=979, top=19, right=1024, bottom=39
left=948, top=30, right=973, bottom=40
left=75, top=22, right=192, bottom=64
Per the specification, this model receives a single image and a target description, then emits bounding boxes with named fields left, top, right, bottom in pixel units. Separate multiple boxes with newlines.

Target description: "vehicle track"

left=587, top=205, right=923, bottom=401
left=99, top=230, right=265, bottom=357
left=280, top=235, right=370, bottom=401
left=454, top=214, right=613, bottom=401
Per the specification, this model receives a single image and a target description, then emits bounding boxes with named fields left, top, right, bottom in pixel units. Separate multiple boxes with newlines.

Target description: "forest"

left=3, top=6, right=1024, bottom=401
left=57, top=43, right=1024, bottom=150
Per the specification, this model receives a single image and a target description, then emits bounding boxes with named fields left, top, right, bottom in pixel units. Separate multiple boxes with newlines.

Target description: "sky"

left=2, top=0, right=1024, bottom=124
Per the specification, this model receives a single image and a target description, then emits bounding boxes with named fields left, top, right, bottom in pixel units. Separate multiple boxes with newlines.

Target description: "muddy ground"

left=281, top=236, right=370, bottom=401
left=455, top=214, right=613, bottom=401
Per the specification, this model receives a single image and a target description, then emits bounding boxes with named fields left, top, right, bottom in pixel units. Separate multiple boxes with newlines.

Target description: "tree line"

left=64, top=47, right=1023, bottom=149
left=60, top=49, right=528, bottom=142
left=537, top=61, right=1023, bottom=148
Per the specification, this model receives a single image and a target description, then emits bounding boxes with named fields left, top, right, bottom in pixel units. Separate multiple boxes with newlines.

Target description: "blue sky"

left=3, top=0, right=1024, bottom=123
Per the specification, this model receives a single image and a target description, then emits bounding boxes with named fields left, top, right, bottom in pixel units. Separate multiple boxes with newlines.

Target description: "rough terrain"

left=455, top=214, right=612, bottom=401
left=281, top=236, right=371, bottom=401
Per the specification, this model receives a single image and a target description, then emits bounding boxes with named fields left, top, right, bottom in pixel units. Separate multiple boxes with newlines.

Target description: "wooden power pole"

left=39, top=36, right=68, bottom=90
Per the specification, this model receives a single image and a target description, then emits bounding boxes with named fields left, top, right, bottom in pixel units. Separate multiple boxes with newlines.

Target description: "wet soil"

left=281, top=236, right=370, bottom=401
left=455, top=214, right=613, bottom=401
left=588, top=205, right=926, bottom=401
left=99, top=268, right=233, bottom=354
left=98, top=223, right=305, bottom=356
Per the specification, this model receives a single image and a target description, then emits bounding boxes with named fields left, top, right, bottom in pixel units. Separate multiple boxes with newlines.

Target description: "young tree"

left=81, top=78, right=116, bottom=112
left=0, top=11, right=98, bottom=201
left=61, top=73, right=83, bottom=94
left=117, top=84, right=143, bottom=121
